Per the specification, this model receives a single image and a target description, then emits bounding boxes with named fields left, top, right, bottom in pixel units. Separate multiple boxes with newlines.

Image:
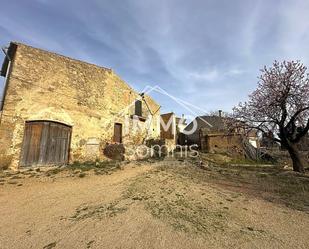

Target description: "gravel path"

left=0, top=162, right=308, bottom=249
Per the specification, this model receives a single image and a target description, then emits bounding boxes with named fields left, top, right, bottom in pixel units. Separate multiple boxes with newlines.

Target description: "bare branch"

left=233, top=60, right=309, bottom=148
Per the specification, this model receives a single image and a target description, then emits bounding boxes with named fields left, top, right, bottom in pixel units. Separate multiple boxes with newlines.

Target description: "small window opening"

left=135, top=100, right=142, bottom=116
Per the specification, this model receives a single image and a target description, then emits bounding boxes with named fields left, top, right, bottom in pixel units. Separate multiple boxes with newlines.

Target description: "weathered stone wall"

left=0, top=42, right=160, bottom=169
left=200, top=132, right=244, bottom=155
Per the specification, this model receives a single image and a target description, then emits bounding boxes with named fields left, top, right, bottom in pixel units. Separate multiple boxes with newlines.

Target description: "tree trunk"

left=286, top=143, right=305, bottom=173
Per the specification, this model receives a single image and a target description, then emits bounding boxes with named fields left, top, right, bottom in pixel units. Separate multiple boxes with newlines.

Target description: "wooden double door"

left=21, top=121, right=72, bottom=167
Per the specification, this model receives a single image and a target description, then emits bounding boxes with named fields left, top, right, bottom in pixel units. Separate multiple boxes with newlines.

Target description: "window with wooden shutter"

left=113, top=123, right=122, bottom=143
left=135, top=100, right=142, bottom=116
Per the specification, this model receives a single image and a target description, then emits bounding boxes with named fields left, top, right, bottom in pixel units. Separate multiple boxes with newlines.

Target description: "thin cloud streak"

left=0, top=0, right=309, bottom=115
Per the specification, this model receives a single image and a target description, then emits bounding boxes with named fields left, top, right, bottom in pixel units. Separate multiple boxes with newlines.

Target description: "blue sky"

left=1, top=0, right=309, bottom=116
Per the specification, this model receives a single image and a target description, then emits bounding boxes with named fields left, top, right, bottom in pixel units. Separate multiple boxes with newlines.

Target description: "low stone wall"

left=201, top=133, right=244, bottom=155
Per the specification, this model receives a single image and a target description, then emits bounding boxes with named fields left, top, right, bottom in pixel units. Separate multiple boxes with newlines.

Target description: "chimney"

left=218, top=110, right=222, bottom=117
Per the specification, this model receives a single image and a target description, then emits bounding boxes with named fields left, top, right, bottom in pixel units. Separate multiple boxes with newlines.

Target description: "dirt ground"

left=0, top=157, right=309, bottom=249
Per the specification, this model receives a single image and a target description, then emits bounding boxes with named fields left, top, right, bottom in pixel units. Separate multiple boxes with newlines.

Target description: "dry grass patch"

left=172, top=158, right=309, bottom=212
left=124, top=167, right=234, bottom=235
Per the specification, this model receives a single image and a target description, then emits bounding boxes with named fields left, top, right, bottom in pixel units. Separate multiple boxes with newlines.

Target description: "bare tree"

left=233, top=61, right=309, bottom=172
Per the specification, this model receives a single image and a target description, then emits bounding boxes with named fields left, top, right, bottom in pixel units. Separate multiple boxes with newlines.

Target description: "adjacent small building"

left=160, top=112, right=187, bottom=148
left=184, top=112, right=259, bottom=156
left=0, top=42, right=160, bottom=169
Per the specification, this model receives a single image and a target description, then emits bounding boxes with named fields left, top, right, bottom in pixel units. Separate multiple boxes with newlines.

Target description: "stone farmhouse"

left=0, top=42, right=161, bottom=170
